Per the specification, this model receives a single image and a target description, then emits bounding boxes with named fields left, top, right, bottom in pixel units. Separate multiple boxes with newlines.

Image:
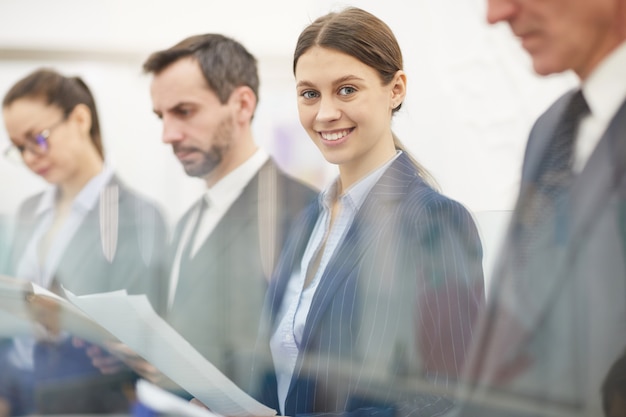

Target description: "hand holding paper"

left=97, top=340, right=181, bottom=391
left=64, top=290, right=276, bottom=417
left=0, top=275, right=116, bottom=344
left=0, top=275, right=276, bottom=417
left=27, top=293, right=62, bottom=337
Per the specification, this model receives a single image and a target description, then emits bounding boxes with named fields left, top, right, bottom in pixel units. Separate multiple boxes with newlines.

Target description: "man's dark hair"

left=143, top=33, right=259, bottom=105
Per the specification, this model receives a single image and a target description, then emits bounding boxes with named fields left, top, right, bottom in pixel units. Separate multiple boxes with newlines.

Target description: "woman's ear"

left=68, top=103, right=92, bottom=138
left=390, top=70, right=407, bottom=110
left=229, top=86, right=257, bottom=124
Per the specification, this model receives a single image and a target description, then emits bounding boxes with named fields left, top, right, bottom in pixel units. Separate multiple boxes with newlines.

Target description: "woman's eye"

left=338, top=86, right=356, bottom=96
left=302, top=90, right=319, bottom=99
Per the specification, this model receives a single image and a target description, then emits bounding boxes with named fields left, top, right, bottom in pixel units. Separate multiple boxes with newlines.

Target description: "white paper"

left=65, top=290, right=276, bottom=417
left=136, top=379, right=223, bottom=417
left=0, top=275, right=117, bottom=342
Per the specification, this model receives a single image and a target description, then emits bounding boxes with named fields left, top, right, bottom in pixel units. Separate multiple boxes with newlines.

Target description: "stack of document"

left=0, top=275, right=276, bottom=417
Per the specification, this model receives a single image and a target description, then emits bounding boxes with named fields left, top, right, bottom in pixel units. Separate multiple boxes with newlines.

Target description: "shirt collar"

left=582, top=40, right=626, bottom=125
left=35, top=164, right=115, bottom=215
left=204, top=148, right=269, bottom=208
left=320, top=150, right=402, bottom=211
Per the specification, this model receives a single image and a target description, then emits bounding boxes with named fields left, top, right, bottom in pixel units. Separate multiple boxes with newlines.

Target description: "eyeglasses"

left=3, top=117, right=67, bottom=162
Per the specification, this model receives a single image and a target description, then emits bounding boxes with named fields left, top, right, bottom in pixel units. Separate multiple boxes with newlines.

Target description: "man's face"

left=487, top=0, right=625, bottom=79
left=150, top=57, right=235, bottom=178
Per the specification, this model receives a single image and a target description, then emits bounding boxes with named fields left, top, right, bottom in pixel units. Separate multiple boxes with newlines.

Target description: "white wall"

left=0, top=0, right=579, bottom=282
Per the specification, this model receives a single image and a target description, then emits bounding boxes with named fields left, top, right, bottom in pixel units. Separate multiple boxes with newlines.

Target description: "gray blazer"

left=3, top=175, right=168, bottom=414
left=9, top=175, right=168, bottom=303
left=458, top=91, right=626, bottom=417
left=165, top=159, right=317, bottom=388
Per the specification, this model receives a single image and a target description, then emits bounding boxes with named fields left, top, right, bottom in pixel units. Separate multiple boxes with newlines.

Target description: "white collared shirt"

left=166, top=148, right=270, bottom=310
left=270, top=151, right=401, bottom=415
left=576, top=41, right=626, bottom=172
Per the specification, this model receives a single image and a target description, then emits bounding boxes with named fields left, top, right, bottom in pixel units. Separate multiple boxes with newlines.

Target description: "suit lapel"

left=292, top=154, right=417, bottom=379
left=194, top=174, right=260, bottom=261
left=169, top=176, right=259, bottom=312
left=523, top=91, right=577, bottom=186
left=569, top=99, right=626, bottom=246
left=525, top=98, right=626, bottom=333
left=267, top=203, right=320, bottom=325
left=506, top=91, right=577, bottom=248
left=489, top=98, right=626, bottom=369
left=483, top=103, right=573, bottom=331
left=297, top=209, right=375, bottom=350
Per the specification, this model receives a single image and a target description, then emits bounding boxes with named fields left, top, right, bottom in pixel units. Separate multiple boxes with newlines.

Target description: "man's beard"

left=177, top=116, right=234, bottom=178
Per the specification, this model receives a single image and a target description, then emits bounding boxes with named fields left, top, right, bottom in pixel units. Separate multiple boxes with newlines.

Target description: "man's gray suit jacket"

left=458, top=91, right=626, bottom=417
left=165, top=159, right=317, bottom=388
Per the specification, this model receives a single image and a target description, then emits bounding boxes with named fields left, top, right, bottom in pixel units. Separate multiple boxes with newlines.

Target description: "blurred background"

left=0, top=0, right=578, bottom=285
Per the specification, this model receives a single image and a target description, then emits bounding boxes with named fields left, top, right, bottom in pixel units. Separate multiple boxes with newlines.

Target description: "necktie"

left=535, top=89, right=589, bottom=198
left=518, top=89, right=590, bottom=256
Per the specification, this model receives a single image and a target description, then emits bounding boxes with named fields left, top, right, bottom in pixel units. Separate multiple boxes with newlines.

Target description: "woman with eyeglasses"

left=0, top=68, right=168, bottom=416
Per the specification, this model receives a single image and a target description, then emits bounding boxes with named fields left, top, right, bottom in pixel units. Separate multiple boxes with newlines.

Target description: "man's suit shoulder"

left=171, top=162, right=317, bottom=239
left=273, top=166, right=318, bottom=202
left=260, top=160, right=318, bottom=219
left=534, top=89, right=578, bottom=125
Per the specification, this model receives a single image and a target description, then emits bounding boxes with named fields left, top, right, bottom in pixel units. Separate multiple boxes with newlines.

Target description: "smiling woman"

left=295, top=46, right=402, bottom=189
left=251, top=7, right=486, bottom=417
left=0, top=68, right=168, bottom=416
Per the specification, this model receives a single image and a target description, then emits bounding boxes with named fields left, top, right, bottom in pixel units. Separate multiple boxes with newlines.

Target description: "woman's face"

left=3, top=98, right=84, bottom=185
left=295, top=46, right=405, bottom=182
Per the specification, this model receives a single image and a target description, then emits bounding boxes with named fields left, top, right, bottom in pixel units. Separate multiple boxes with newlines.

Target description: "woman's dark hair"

left=294, top=7, right=402, bottom=111
left=3, top=68, right=104, bottom=159
left=293, top=7, right=438, bottom=188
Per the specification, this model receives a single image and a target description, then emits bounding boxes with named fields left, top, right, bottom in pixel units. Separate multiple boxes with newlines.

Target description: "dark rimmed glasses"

left=3, top=117, right=67, bottom=162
